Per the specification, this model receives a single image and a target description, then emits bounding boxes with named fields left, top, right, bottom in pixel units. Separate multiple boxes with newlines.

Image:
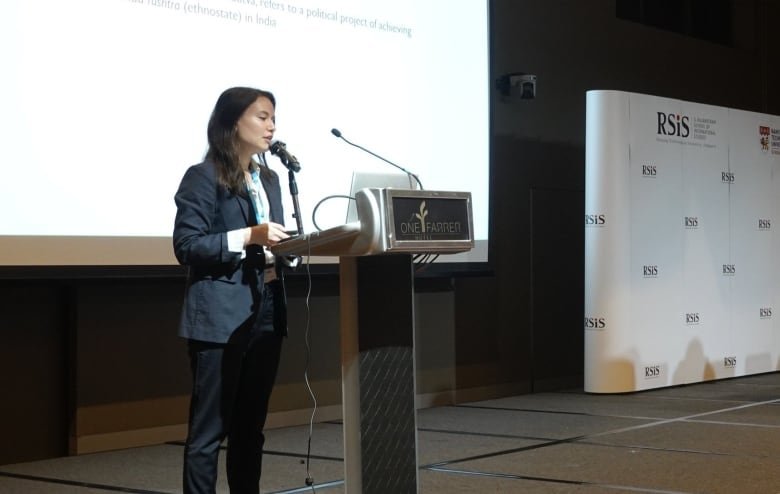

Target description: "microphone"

left=269, top=140, right=301, bottom=173
left=330, top=128, right=423, bottom=190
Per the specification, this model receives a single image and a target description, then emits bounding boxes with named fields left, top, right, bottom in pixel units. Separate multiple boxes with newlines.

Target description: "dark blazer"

left=173, top=159, right=287, bottom=343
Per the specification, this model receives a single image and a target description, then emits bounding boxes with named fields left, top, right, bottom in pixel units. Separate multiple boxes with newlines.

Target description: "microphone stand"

left=287, top=169, right=304, bottom=235
left=263, top=150, right=304, bottom=235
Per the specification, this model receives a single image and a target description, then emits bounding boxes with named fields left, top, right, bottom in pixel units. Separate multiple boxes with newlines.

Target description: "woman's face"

left=235, top=96, right=276, bottom=158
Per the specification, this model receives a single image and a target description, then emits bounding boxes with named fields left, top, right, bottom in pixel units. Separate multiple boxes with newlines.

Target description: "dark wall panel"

left=0, top=283, right=68, bottom=464
left=530, top=187, right=585, bottom=390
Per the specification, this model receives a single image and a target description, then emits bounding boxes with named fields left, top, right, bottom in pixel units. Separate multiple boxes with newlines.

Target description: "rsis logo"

left=722, top=264, right=736, bottom=276
left=657, top=112, right=690, bottom=138
left=584, top=317, right=606, bottom=330
left=643, top=265, right=658, bottom=278
left=642, top=164, right=657, bottom=178
left=759, top=219, right=771, bottom=231
left=724, top=356, right=737, bottom=368
left=722, top=171, right=735, bottom=184
left=685, top=313, right=700, bottom=325
left=644, top=365, right=661, bottom=379
left=760, top=126, right=770, bottom=153
left=760, top=308, right=772, bottom=319
left=585, top=214, right=606, bottom=227
left=684, top=216, right=699, bottom=229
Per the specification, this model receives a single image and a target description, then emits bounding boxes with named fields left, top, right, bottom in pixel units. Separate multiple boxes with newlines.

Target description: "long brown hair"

left=205, top=87, right=276, bottom=195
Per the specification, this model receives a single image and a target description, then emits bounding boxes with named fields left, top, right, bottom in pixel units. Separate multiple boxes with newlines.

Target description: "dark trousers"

left=183, top=286, right=284, bottom=494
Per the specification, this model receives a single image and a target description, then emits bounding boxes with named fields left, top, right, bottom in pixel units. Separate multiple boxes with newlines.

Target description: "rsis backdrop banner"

left=585, top=90, right=780, bottom=393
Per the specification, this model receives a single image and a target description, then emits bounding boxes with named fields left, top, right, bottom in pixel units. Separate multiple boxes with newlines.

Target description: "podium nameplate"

left=383, top=188, right=473, bottom=253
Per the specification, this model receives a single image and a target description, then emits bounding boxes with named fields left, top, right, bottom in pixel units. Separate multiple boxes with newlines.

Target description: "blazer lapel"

left=235, top=193, right=256, bottom=226
left=259, top=168, right=282, bottom=223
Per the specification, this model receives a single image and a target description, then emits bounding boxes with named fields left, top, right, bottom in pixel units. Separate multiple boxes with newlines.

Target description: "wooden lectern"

left=272, top=187, right=473, bottom=494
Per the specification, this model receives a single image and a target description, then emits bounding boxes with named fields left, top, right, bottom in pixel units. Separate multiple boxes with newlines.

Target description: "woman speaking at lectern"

left=172, top=86, right=290, bottom=494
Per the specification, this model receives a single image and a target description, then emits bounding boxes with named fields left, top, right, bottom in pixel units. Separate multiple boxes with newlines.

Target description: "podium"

left=272, top=188, right=473, bottom=494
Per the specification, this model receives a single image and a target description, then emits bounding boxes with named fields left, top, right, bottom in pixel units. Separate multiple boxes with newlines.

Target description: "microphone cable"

left=301, top=235, right=317, bottom=490
left=310, top=194, right=355, bottom=232
left=413, top=253, right=440, bottom=273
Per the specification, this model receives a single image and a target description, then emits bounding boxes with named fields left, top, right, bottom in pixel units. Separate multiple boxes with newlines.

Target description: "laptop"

left=345, top=170, right=419, bottom=223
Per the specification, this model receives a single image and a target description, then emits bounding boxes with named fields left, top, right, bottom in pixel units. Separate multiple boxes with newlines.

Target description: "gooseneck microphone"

left=269, top=140, right=301, bottom=173
left=330, top=128, right=423, bottom=190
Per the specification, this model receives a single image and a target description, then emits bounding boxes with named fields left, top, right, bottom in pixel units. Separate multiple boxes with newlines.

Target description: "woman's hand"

left=246, top=222, right=290, bottom=247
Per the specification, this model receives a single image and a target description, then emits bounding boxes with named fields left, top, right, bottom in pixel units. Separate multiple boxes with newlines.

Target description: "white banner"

left=585, top=90, right=780, bottom=392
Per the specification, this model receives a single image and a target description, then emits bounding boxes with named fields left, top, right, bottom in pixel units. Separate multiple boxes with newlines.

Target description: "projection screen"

left=0, top=0, right=489, bottom=266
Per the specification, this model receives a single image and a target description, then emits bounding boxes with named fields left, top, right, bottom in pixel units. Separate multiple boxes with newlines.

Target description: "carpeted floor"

left=1, top=372, right=779, bottom=493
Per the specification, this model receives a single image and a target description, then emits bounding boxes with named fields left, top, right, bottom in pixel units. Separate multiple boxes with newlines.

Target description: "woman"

left=173, top=86, right=290, bottom=494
